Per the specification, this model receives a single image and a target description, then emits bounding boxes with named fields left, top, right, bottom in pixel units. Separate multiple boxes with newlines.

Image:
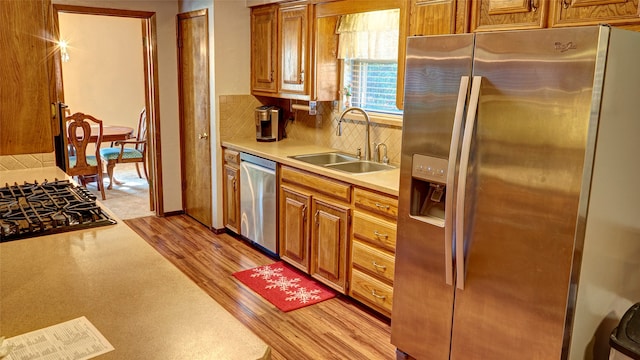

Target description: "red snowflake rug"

left=232, top=261, right=336, bottom=312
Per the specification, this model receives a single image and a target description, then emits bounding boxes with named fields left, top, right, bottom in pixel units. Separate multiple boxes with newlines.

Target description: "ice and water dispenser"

left=409, top=154, right=449, bottom=226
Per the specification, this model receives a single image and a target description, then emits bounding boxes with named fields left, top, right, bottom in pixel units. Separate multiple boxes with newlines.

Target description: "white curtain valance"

left=336, top=9, right=399, bottom=61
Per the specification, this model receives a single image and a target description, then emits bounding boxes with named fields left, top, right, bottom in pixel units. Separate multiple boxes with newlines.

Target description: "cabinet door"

left=470, top=0, right=548, bottom=32
left=223, top=164, right=240, bottom=233
left=251, top=5, right=278, bottom=94
left=310, top=198, right=349, bottom=293
left=410, top=0, right=457, bottom=36
left=279, top=4, right=308, bottom=95
left=0, top=0, right=54, bottom=155
left=279, top=186, right=312, bottom=273
left=551, top=0, right=640, bottom=27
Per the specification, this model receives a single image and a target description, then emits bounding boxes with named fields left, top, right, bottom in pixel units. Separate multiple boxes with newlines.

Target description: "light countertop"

left=221, top=138, right=400, bottom=196
left=0, top=167, right=270, bottom=360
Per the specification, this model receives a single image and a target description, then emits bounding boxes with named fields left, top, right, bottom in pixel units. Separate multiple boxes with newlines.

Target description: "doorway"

left=177, top=9, right=212, bottom=227
left=53, top=5, right=163, bottom=217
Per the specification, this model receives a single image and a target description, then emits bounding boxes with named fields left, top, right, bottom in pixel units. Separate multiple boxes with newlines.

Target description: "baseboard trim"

left=163, top=210, right=185, bottom=217
left=211, top=227, right=226, bottom=235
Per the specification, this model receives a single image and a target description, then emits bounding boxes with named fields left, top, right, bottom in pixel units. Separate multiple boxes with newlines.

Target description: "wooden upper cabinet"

left=279, top=3, right=309, bottom=95
left=550, top=0, right=640, bottom=27
left=251, top=4, right=278, bottom=94
left=0, top=0, right=56, bottom=155
left=470, top=0, right=549, bottom=32
left=410, top=0, right=457, bottom=36
left=314, top=15, right=340, bottom=102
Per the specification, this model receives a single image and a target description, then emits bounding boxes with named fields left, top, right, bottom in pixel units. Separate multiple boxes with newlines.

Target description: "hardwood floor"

left=125, top=215, right=395, bottom=360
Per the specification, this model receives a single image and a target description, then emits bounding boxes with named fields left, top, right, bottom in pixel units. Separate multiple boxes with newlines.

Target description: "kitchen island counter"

left=222, top=138, right=400, bottom=196
left=0, top=167, right=270, bottom=360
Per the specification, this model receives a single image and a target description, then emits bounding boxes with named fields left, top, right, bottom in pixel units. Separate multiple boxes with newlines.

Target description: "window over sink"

left=337, top=9, right=402, bottom=116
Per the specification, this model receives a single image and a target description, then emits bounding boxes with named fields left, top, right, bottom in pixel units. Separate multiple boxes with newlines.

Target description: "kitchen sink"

left=325, top=161, right=396, bottom=174
left=291, top=152, right=396, bottom=174
left=290, top=152, right=359, bottom=165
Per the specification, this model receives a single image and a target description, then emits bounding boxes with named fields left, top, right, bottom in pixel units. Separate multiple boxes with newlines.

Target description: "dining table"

left=76, top=124, right=134, bottom=144
left=68, top=125, right=134, bottom=172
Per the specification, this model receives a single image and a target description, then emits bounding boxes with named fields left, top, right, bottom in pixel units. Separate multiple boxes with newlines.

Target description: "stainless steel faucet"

left=337, top=107, right=371, bottom=161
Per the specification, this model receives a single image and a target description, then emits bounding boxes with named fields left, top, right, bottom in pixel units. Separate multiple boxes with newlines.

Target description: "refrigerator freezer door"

left=392, top=33, right=474, bottom=360
left=449, top=26, right=604, bottom=359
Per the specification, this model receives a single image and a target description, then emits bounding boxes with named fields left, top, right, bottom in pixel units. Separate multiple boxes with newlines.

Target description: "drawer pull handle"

left=374, top=230, right=388, bottom=239
left=371, top=289, right=386, bottom=300
left=372, top=261, right=387, bottom=271
left=375, top=202, right=390, bottom=210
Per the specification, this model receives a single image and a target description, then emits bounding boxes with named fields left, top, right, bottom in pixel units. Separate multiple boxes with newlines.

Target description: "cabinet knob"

left=199, top=132, right=209, bottom=139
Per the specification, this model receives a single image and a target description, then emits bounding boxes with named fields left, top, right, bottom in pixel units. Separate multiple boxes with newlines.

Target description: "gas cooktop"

left=0, top=179, right=116, bottom=242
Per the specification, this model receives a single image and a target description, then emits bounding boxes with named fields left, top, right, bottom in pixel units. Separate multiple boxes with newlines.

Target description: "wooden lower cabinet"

left=350, top=268, right=394, bottom=316
left=279, top=186, right=312, bottom=273
left=278, top=165, right=398, bottom=314
left=349, top=187, right=398, bottom=317
left=222, top=148, right=240, bottom=233
left=279, top=165, right=351, bottom=294
left=310, top=198, right=349, bottom=293
left=223, top=164, right=240, bottom=233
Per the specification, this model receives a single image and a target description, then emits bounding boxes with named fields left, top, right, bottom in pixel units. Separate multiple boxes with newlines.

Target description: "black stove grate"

left=0, top=179, right=116, bottom=242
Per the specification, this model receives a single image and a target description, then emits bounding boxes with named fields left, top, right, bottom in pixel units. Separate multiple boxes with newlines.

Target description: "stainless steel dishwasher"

left=239, top=152, right=277, bottom=255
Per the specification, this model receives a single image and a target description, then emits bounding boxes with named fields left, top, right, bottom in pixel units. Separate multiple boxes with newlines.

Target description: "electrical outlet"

left=309, top=101, right=317, bottom=115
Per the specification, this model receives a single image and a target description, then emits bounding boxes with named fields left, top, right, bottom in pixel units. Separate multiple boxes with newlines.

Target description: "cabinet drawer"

left=353, top=211, right=397, bottom=252
left=351, top=240, right=395, bottom=284
left=223, top=148, right=240, bottom=166
left=350, top=269, right=393, bottom=316
left=354, top=187, right=398, bottom=219
left=281, top=165, right=351, bottom=203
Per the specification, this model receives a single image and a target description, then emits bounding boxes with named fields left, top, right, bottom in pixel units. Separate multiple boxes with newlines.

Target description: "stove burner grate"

left=0, top=179, right=116, bottom=242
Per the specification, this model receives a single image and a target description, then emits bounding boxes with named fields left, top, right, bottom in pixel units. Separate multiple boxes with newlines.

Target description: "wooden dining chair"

left=99, top=108, right=148, bottom=190
left=66, top=112, right=106, bottom=200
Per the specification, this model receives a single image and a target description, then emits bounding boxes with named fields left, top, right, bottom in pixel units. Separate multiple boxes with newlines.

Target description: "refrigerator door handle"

left=444, top=75, right=471, bottom=286
left=455, top=75, right=482, bottom=290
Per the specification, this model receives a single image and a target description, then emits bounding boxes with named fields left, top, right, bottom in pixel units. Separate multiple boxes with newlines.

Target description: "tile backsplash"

left=0, top=153, right=56, bottom=171
left=219, top=95, right=403, bottom=165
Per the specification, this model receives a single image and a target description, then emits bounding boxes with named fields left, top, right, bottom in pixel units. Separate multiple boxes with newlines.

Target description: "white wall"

left=213, top=0, right=250, bottom=96
left=53, top=0, right=183, bottom=213
left=179, top=0, right=250, bottom=228
left=58, top=13, right=145, bottom=132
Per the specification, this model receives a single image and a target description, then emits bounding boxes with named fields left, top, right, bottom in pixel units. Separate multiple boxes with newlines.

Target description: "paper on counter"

left=3, top=316, right=114, bottom=360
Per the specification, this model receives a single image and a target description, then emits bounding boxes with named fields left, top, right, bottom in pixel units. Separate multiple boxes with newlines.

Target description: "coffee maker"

left=255, top=105, right=283, bottom=142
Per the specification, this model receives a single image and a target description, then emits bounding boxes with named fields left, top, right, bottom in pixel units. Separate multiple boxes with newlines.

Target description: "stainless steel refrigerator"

left=392, top=25, right=640, bottom=360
